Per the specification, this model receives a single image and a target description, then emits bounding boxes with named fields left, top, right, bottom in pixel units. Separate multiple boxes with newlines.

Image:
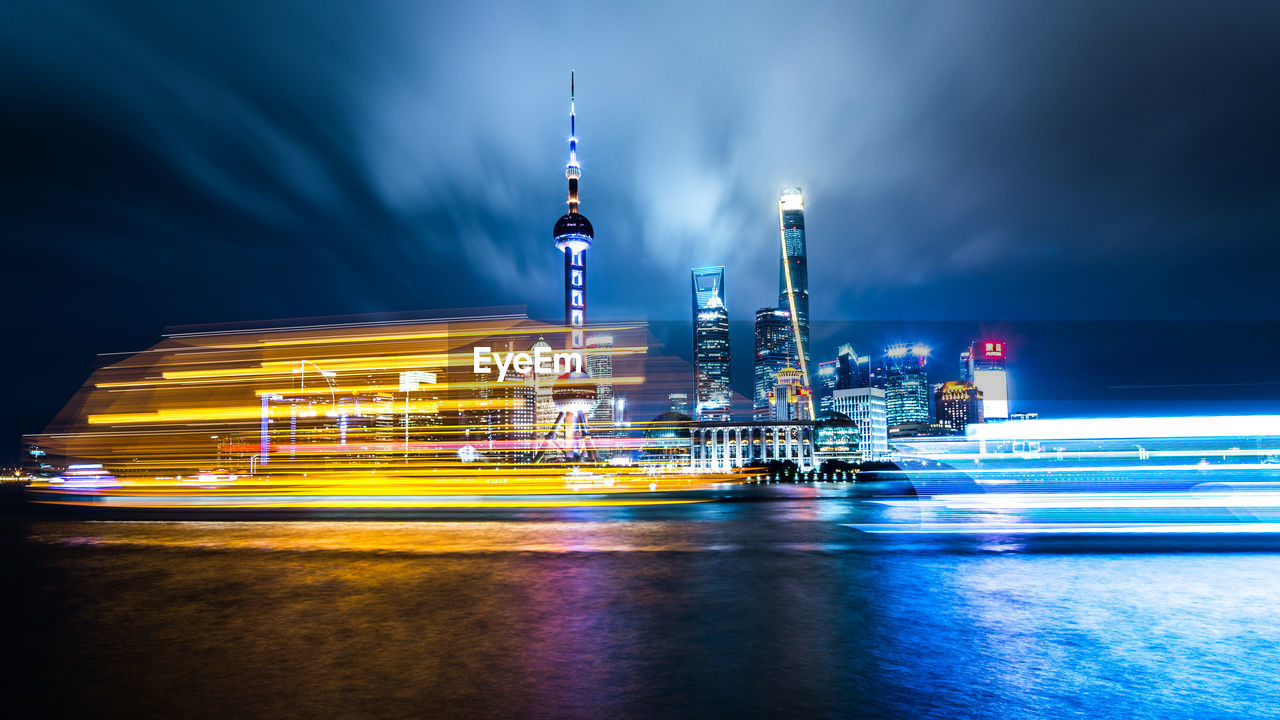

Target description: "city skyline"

left=8, top=6, right=1280, bottom=719
left=4, top=1, right=1280, bottom=463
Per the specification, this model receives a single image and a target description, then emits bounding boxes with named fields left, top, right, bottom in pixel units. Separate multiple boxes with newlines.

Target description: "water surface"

left=3, top=499, right=1277, bottom=719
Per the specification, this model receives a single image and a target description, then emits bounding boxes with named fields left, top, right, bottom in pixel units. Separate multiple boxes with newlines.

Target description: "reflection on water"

left=4, top=499, right=1280, bottom=720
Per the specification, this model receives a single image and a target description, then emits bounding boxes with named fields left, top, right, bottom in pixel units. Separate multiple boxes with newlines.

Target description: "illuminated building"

left=754, top=307, right=794, bottom=417
left=525, top=337, right=559, bottom=432
left=814, top=413, right=862, bottom=465
left=877, top=343, right=931, bottom=426
left=691, top=420, right=816, bottom=471
left=470, top=341, right=536, bottom=462
left=584, top=334, right=615, bottom=458
left=554, top=72, right=593, bottom=350
left=692, top=266, right=731, bottom=421
left=831, top=387, right=889, bottom=460
left=777, top=188, right=811, bottom=382
left=962, top=339, right=1010, bottom=420
left=668, top=393, right=689, bottom=415
left=640, top=411, right=692, bottom=467
left=815, top=360, right=838, bottom=415
left=836, top=343, right=870, bottom=389
left=934, top=381, right=984, bottom=434
left=769, top=367, right=812, bottom=422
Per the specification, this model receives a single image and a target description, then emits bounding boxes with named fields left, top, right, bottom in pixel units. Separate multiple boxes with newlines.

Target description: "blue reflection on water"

left=4, top=499, right=1279, bottom=719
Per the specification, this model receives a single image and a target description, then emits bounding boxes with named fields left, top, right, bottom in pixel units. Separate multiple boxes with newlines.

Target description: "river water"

left=4, top=498, right=1279, bottom=719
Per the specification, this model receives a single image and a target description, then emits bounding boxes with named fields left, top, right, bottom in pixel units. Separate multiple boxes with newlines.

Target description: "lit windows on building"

left=754, top=307, right=794, bottom=416
left=877, top=343, right=930, bottom=426
left=934, top=381, right=984, bottom=434
left=692, top=266, right=731, bottom=421
left=831, top=387, right=889, bottom=461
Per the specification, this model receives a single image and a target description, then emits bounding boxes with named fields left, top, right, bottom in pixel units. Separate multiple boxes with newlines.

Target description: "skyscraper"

left=554, top=72, right=593, bottom=350
left=835, top=343, right=870, bottom=389
left=777, top=188, right=811, bottom=381
left=525, top=337, right=559, bottom=433
left=815, top=359, right=838, bottom=415
left=585, top=334, right=615, bottom=439
left=962, top=339, right=1010, bottom=420
left=878, top=343, right=931, bottom=426
left=753, top=307, right=794, bottom=417
left=692, top=266, right=731, bottom=421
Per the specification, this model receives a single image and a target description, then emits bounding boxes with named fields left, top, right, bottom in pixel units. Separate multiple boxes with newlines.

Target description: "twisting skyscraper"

left=554, top=71, right=593, bottom=350
left=778, top=188, right=811, bottom=382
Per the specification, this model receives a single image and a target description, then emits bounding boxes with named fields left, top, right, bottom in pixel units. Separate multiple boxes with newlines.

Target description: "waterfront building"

left=831, top=387, right=889, bottom=461
left=814, top=412, right=862, bottom=465
left=935, top=381, right=984, bottom=434
left=877, top=344, right=931, bottom=426
left=754, top=307, right=794, bottom=417
left=640, top=411, right=693, bottom=467
left=777, top=188, right=811, bottom=378
left=690, top=420, right=816, bottom=471
left=962, top=339, right=1010, bottom=420
left=769, top=367, right=812, bottom=422
left=692, top=266, right=731, bottom=421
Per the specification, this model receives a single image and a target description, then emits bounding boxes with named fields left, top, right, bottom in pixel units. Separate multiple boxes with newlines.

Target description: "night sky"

left=3, top=1, right=1280, bottom=464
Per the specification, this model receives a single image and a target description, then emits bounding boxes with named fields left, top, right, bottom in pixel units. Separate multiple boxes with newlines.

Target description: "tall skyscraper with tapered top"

left=778, top=188, right=811, bottom=382
left=554, top=71, right=593, bottom=350
left=692, top=266, right=731, bottom=421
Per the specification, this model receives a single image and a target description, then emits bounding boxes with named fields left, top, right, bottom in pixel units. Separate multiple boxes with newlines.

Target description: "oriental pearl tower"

left=555, top=71, right=594, bottom=351
left=535, top=71, right=598, bottom=463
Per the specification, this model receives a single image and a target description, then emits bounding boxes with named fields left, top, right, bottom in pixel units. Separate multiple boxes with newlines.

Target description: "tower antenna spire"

left=565, top=70, right=580, bottom=214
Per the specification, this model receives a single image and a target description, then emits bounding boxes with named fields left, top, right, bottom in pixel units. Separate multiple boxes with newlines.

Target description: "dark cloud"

left=2, top=0, right=1279, bottom=460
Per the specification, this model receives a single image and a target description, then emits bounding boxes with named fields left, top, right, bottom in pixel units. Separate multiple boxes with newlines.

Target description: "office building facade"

left=692, top=266, right=731, bottom=421
left=962, top=339, right=1010, bottom=420
left=878, top=344, right=931, bottom=426
left=830, top=387, right=889, bottom=461
left=754, top=307, right=794, bottom=417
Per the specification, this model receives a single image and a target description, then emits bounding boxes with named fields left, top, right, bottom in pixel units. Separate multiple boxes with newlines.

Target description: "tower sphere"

left=553, top=370, right=597, bottom=413
left=554, top=212, right=594, bottom=240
